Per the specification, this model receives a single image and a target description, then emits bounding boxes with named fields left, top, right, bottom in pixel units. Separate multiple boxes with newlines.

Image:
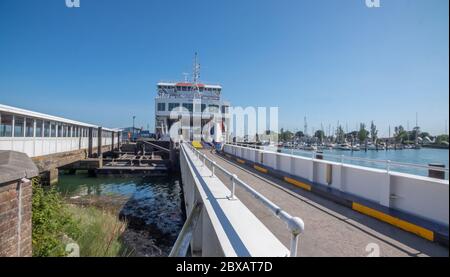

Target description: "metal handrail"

left=183, top=142, right=304, bottom=257
left=169, top=202, right=203, bottom=257
left=229, top=142, right=449, bottom=174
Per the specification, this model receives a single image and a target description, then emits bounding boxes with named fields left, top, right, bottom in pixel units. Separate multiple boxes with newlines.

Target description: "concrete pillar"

left=97, top=127, right=103, bottom=158
left=88, top=127, right=93, bottom=158
left=48, top=168, right=58, bottom=185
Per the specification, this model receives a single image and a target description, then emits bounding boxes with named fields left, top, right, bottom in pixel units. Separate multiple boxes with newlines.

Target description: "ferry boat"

left=154, top=54, right=231, bottom=148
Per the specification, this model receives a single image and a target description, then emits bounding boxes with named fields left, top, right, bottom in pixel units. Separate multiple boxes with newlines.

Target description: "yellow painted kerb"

left=352, top=202, right=434, bottom=241
left=236, top=159, right=246, bottom=164
left=192, top=141, right=203, bottom=149
left=254, top=165, right=268, bottom=173
left=284, top=177, right=312, bottom=191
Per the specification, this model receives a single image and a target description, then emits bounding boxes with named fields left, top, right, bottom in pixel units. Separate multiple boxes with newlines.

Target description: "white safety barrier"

left=224, top=143, right=449, bottom=226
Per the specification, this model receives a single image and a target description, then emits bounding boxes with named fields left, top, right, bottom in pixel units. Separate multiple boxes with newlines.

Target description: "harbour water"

left=57, top=173, right=185, bottom=256
left=278, top=147, right=449, bottom=179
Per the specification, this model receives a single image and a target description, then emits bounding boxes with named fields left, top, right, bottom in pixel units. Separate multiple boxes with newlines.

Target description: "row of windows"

left=158, top=86, right=221, bottom=93
left=0, top=113, right=114, bottom=138
left=157, top=103, right=229, bottom=113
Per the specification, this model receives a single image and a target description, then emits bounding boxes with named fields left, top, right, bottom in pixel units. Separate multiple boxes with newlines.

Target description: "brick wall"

left=0, top=178, right=32, bottom=257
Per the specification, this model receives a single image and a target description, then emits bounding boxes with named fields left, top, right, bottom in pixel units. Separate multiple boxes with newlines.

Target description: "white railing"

left=183, top=142, right=305, bottom=256
left=231, top=142, right=449, bottom=178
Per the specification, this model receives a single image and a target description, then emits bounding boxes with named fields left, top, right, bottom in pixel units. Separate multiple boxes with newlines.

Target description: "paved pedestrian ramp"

left=202, top=150, right=448, bottom=257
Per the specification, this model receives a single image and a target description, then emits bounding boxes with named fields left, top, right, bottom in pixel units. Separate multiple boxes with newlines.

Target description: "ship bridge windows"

left=221, top=105, right=229, bottom=114
left=0, top=113, right=13, bottom=137
left=169, top=103, right=180, bottom=111
left=157, top=103, right=166, bottom=111
left=182, top=103, right=193, bottom=112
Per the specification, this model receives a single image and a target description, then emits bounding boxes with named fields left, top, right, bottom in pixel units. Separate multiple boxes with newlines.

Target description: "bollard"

left=428, top=163, right=445, bottom=180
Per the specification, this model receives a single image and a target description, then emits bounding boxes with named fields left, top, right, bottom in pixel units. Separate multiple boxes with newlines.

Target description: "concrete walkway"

left=202, top=150, right=449, bottom=257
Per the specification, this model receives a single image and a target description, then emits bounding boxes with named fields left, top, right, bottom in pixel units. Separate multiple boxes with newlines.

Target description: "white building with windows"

left=0, top=104, right=119, bottom=158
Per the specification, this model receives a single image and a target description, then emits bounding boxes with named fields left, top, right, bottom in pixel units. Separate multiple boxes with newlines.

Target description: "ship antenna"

left=192, top=52, right=200, bottom=84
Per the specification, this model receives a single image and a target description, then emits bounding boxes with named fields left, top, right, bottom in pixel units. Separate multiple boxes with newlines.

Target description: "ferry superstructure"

left=155, top=54, right=230, bottom=143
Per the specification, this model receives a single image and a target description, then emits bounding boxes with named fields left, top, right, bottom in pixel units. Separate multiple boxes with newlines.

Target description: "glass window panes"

left=0, top=113, right=13, bottom=137
left=157, top=103, right=166, bottom=111
left=25, top=118, right=34, bottom=137
left=51, top=122, right=56, bottom=137
left=57, top=124, right=62, bottom=137
left=169, top=103, right=180, bottom=111
left=182, top=103, right=193, bottom=112
left=36, top=120, right=43, bottom=137
left=14, top=116, right=24, bottom=137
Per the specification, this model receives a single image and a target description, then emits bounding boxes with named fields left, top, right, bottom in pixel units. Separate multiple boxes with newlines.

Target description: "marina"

left=278, top=147, right=449, bottom=179
left=1, top=52, right=449, bottom=258
left=0, top=3, right=449, bottom=277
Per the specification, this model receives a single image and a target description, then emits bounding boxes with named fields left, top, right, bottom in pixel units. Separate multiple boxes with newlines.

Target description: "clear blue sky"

left=0, top=0, right=448, bottom=136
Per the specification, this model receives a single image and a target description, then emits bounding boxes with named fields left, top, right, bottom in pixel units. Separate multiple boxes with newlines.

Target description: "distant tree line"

left=272, top=121, right=448, bottom=146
